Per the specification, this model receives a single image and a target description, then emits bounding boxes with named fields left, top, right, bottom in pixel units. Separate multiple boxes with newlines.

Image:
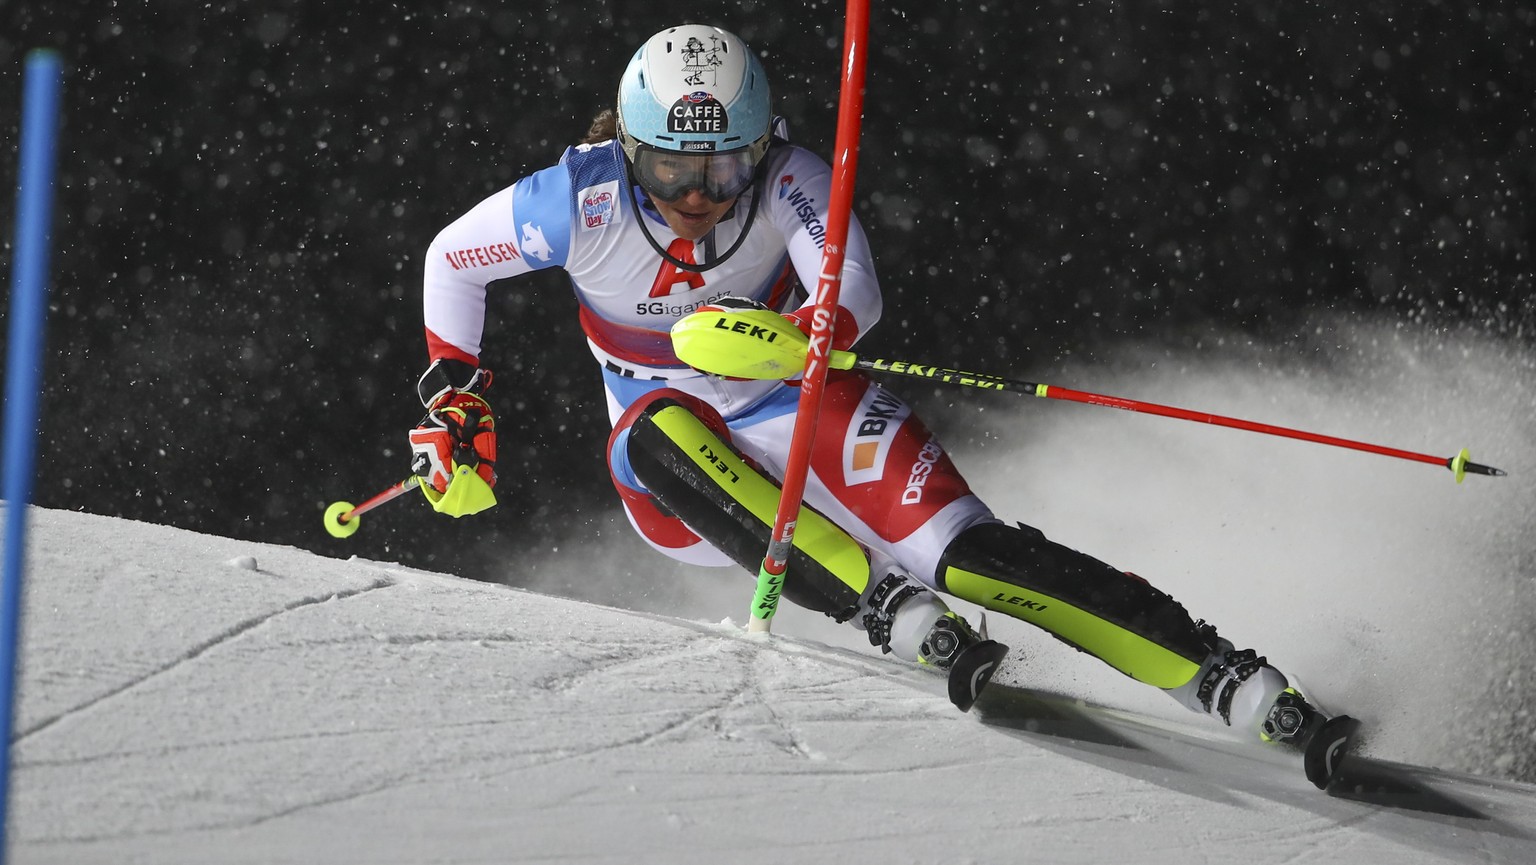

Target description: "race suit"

left=421, top=137, right=993, bottom=586
left=418, top=137, right=1278, bottom=718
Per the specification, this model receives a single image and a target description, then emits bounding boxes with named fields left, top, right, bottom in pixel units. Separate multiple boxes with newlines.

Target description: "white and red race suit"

left=422, top=138, right=995, bottom=584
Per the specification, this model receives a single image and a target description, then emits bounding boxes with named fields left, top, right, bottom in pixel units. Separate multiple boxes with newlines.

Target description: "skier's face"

left=651, top=188, right=737, bottom=241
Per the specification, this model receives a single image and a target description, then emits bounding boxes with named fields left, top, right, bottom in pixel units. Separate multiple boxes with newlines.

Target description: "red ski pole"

left=848, top=357, right=1506, bottom=482
left=323, top=476, right=422, bottom=538
left=670, top=314, right=1509, bottom=483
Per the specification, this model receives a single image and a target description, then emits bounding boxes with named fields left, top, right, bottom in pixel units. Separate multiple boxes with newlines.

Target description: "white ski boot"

left=856, top=570, right=1010, bottom=711
left=856, top=571, right=979, bottom=666
left=1167, top=638, right=1322, bottom=746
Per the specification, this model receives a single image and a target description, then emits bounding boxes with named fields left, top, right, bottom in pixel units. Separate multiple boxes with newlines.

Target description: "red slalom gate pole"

left=749, top=0, right=872, bottom=633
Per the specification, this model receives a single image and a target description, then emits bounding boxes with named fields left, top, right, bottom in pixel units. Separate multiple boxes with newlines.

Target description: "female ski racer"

left=407, top=23, right=1329, bottom=750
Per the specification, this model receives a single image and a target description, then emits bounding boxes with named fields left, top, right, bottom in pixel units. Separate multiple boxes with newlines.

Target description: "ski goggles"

left=628, top=144, right=762, bottom=204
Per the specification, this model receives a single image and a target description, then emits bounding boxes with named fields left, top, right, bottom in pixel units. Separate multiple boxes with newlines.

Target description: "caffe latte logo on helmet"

left=668, top=93, right=728, bottom=136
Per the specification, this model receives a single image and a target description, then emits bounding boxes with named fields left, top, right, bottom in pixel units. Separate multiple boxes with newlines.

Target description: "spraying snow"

left=952, top=315, right=1536, bottom=779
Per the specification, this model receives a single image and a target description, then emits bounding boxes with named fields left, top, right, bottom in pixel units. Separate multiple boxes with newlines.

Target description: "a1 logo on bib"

left=669, top=91, right=728, bottom=141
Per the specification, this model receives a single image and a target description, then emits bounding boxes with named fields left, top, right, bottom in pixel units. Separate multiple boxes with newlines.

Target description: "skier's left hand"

left=782, top=305, right=860, bottom=352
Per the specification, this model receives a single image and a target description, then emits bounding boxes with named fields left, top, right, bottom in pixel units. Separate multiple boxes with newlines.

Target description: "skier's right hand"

left=408, top=359, right=498, bottom=517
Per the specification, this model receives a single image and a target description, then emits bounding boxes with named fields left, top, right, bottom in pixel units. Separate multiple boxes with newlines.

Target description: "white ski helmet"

left=616, top=24, right=772, bottom=202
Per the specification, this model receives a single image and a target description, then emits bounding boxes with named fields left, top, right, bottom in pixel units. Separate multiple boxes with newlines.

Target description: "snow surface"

left=7, top=505, right=1536, bottom=864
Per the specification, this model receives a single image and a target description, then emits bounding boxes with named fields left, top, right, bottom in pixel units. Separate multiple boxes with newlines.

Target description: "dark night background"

left=2, top=0, right=1533, bottom=765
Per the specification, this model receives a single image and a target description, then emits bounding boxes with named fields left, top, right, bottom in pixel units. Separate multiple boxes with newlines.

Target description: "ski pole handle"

left=323, top=476, right=422, bottom=538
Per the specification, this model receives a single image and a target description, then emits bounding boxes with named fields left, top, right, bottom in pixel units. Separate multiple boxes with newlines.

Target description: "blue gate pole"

left=1, top=49, right=64, bottom=858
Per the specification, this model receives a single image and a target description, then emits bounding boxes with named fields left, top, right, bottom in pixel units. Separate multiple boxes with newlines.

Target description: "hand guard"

left=675, top=297, right=860, bottom=380
left=408, top=360, right=498, bottom=517
left=699, top=296, right=862, bottom=352
left=689, top=298, right=782, bottom=380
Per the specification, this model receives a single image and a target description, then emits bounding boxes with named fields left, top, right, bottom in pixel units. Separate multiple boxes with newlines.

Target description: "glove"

left=408, top=359, right=498, bottom=517
left=782, top=307, right=860, bottom=352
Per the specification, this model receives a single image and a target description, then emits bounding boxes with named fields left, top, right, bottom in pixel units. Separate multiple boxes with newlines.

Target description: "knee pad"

left=622, top=395, right=872, bottom=619
left=606, top=389, right=735, bottom=557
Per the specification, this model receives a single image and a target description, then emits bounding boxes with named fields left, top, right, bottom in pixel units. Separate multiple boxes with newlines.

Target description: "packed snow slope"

left=7, top=507, right=1536, bottom=864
